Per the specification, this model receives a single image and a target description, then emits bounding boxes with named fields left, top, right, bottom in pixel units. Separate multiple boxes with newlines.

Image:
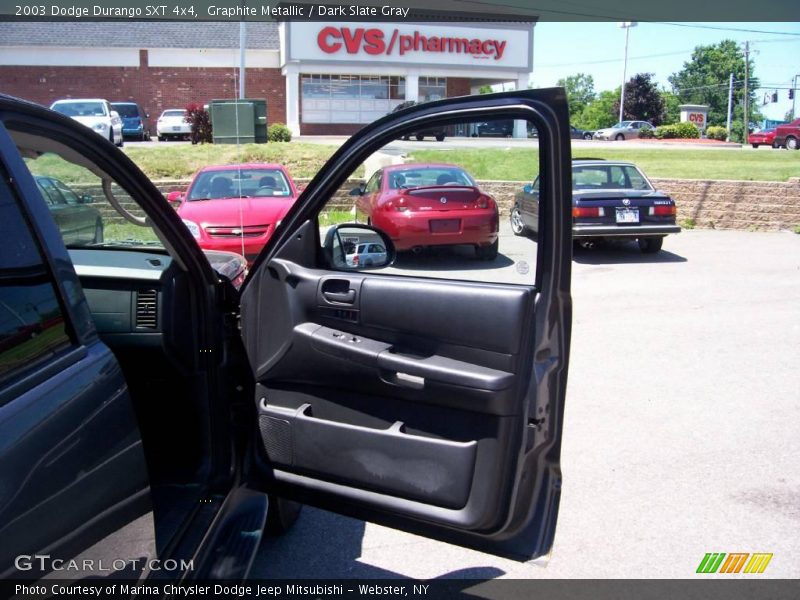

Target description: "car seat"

left=209, top=177, right=233, bottom=199
left=436, top=173, right=455, bottom=185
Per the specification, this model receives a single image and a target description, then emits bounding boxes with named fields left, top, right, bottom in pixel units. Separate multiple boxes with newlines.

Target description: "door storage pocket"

left=259, top=403, right=477, bottom=509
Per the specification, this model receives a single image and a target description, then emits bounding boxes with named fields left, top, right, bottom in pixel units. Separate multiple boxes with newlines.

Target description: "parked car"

left=156, top=108, right=191, bottom=141
left=773, top=118, right=800, bottom=150
left=593, top=120, right=654, bottom=141
left=0, top=89, right=572, bottom=580
left=111, top=101, right=151, bottom=141
left=33, top=175, right=103, bottom=245
left=391, top=101, right=447, bottom=141
left=571, top=125, right=594, bottom=140
left=345, top=241, right=388, bottom=267
left=49, top=98, right=123, bottom=146
left=167, top=163, right=298, bottom=264
left=511, top=159, right=680, bottom=253
left=351, top=163, right=500, bottom=260
left=477, top=119, right=514, bottom=137
left=747, top=128, right=776, bottom=148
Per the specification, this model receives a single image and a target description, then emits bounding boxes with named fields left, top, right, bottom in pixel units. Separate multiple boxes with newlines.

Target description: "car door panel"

left=242, top=88, right=572, bottom=560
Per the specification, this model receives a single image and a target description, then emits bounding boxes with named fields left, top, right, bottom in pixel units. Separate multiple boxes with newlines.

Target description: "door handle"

left=323, top=290, right=356, bottom=304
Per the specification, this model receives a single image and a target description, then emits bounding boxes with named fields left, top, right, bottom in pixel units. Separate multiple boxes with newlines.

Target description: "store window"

left=301, top=75, right=406, bottom=124
left=419, top=77, right=447, bottom=102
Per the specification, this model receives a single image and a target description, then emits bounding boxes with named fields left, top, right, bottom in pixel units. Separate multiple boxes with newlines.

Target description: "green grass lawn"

left=409, top=147, right=800, bottom=182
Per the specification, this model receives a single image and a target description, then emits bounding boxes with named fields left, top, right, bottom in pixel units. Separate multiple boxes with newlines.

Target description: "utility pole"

left=793, top=73, right=799, bottom=120
left=618, top=22, right=637, bottom=123
left=239, top=20, right=246, bottom=99
left=742, top=41, right=749, bottom=141
left=726, top=73, right=734, bottom=141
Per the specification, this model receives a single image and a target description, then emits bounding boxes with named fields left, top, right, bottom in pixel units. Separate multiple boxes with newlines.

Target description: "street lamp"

left=618, top=22, right=637, bottom=123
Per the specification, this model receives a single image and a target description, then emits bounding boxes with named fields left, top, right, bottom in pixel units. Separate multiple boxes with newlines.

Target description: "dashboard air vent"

left=135, top=290, right=158, bottom=329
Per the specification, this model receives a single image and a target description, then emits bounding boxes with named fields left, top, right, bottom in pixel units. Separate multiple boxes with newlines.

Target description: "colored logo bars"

left=697, top=553, right=773, bottom=574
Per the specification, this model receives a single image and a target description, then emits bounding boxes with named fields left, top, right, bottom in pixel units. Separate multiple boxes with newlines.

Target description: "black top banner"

left=0, top=0, right=798, bottom=22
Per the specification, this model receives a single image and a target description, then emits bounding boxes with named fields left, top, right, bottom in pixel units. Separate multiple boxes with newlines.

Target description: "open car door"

left=240, top=88, right=572, bottom=560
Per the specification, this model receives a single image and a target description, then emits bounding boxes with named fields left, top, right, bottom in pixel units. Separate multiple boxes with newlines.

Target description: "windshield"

left=610, top=121, right=632, bottom=128
left=572, top=165, right=652, bottom=191
left=52, top=102, right=107, bottom=117
left=187, top=168, right=293, bottom=201
left=162, top=110, right=185, bottom=118
left=387, top=167, right=475, bottom=189
left=112, top=104, right=139, bottom=118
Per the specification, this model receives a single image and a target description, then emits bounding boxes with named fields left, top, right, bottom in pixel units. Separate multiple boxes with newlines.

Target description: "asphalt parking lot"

left=250, top=226, right=800, bottom=579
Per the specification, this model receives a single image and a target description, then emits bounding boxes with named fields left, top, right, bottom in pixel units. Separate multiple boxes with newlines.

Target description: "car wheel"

left=435, top=134, right=445, bottom=142
left=157, top=135, right=164, bottom=142
left=264, top=495, right=302, bottom=536
left=638, top=237, right=663, bottom=254
left=584, top=133, right=593, bottom=140
left=752, top=144, right=759, bottom=148
left=401, top=135, right=410, bottom=141
left=93, top=219, right=104, bottom=244
left=786, top=136, right=798, bottom=150
left=615, top=133, right=625, bottom=141
left=415, top=134, right=424, bottom=141
left=510, top=206, right=529, bottom=237
left=475, top=239, right=499, bottom=261
left=116, top=134, right=124, bottom=148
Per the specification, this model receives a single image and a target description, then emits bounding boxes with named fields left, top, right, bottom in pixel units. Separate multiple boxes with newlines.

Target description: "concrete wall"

left=74, top=177, right=800, bottom=232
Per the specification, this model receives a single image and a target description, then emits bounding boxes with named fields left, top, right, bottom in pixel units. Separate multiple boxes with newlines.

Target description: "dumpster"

left=209, top=99, right=267, bottom=144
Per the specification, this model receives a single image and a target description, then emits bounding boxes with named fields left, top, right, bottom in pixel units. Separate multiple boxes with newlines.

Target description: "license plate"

left=430, top=219, right=460, bottom=233
left=172, top=126, right=181, bottom=132
left=616, top=208, right=639, bottom=224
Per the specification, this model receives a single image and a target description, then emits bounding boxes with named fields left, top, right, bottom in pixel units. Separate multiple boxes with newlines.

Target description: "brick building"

left=0, top=21, right=534, bottom=136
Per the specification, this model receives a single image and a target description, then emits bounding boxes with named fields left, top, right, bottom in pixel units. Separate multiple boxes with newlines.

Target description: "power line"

left=655, top=22, right=800, bottom=37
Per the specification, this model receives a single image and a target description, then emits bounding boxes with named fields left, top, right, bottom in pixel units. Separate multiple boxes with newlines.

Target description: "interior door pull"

left=323, top=290, right=356, bottom=304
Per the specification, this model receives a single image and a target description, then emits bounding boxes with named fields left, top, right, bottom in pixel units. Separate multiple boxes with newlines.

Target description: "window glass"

left=186, top=168, right=293, bottom=200
left=419, top=76, right=446, bottom=101
left=111, top=104, right=139, bottom=118
left=318, top=117, right=540, bottom=285
left=0, top=173, right=71, bottom=384
left=51, top=101, right=107, bottom=117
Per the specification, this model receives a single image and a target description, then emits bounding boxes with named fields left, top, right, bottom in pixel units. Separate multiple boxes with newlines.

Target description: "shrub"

left=706, top=126, right=727, bottom=141
left=638, top=127, right=654, bottom=139
left=268, top=123, right=292, bottom=142
left=654, top=122, right=700, bottom=139
left=185, top=103, right=213, bottom=144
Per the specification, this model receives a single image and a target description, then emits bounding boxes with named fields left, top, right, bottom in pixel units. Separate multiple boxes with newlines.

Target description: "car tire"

left=510, top=206, right=530, bottom=237
left=435, top=134, right=445, bottom=142
left=157, top=135, right=164, bottom=142
left=615, top=133, right=625, bottom=141
left=752, top=144, right=759, bottom=148
left=264, top=495, right=302, bottom=536
left=584, top=133, right=593, bottom=140
left=415, top=134, right=424, bottom=141
left=786, top=136, right=798, bottom=150
left=116, top=134, right=124, bottom=148
left=93, top=220, right=104, bottom=244
left=638, top=237, right=663, bottom=254
left=476, top=239, right=499, bottom=261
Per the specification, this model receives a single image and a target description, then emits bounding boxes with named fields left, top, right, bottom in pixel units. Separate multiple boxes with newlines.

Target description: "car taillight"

left=352, top=255, right=359, bottom=265
left=572, top=207, right=605, bottom=217
left=476, top=195, right=493, bottom=209
left=386, top=199, right=409, bottom=212
left=650, top=205, right=677, bottom=216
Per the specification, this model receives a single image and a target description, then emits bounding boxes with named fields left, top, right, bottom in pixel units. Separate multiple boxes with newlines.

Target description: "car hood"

left=70, top=115, right=109, bottom=126
left=594, top=127, right=619, bottom=135
left=178, top=197, right=295, bottom=226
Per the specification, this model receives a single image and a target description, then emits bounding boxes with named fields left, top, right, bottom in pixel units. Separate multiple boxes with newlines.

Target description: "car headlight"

left=181, top=219, right=201, bottom=239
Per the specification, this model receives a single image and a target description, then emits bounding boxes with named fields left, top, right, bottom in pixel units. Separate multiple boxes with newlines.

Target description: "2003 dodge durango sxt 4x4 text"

left=0, top=89, right=573, bottom=580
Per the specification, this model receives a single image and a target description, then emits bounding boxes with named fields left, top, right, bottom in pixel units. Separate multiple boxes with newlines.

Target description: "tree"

left=556, top=73, right=596, bottom=123
left=577, top=89, right=619, bottom=130
left=478, top=85, right=493, bottom=94
left=668, top=39, right=760, bottom=134
left=661, top=90, right=681, bottom=124
left=614, top=73, right=666, bottom=125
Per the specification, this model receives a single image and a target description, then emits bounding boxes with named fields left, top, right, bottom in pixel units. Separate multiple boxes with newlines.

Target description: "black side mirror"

left=80, top=194, right=93, bottom=204
left=349, top=183, right=365, bottom=197
left=322, top=224, right=396, bottom=271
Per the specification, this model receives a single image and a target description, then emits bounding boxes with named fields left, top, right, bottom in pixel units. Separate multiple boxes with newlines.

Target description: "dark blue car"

left=111, top=101, right=150, bottom=141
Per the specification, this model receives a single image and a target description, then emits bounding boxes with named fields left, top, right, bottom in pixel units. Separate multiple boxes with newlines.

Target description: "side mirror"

left=111, top=110, right=120, bottom=119
left=145, top=113, right=150, bottom=119
left=166, top=190, right=184, bottom=205
left=322, top=224, right=396, bottom=271
left=79, top=194, right=93, bottom=204
left=349, top=183, right=366, bottom=196
left=523, top=184, right=533, bottom=194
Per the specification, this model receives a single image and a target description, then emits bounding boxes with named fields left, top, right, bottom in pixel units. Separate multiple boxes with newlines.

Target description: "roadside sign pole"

left=726, top=73, right=734, bottom=142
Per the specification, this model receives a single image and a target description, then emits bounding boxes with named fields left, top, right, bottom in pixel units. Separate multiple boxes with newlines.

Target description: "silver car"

left=49, top=98, right=124, bottom=147
left=346, top=242, right=387, bottom=268
left=593, top=120, right=654, bottom=141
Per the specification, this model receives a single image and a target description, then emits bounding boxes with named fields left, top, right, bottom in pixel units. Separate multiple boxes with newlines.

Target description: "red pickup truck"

left=773, top=118, right=800, bottom=150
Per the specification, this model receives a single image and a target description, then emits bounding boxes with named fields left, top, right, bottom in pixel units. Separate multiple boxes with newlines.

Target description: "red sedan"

left=168, top=163, right=298, bottom=264
left=351, top=163, right=499, bottom=260
left=748, top=129, right=776, bottom=148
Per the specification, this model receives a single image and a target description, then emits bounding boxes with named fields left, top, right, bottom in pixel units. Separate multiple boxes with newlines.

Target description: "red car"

left=351, top=163, right=499, bottom=260
left=168, top=163, right=298, bottom=263
left=748, top=128, right=777, bottom=148
left=773, top=118, right=800, bottom=150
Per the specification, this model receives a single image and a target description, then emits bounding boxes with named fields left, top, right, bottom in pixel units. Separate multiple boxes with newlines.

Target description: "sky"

left=524, top=21, right=800, bottom=121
